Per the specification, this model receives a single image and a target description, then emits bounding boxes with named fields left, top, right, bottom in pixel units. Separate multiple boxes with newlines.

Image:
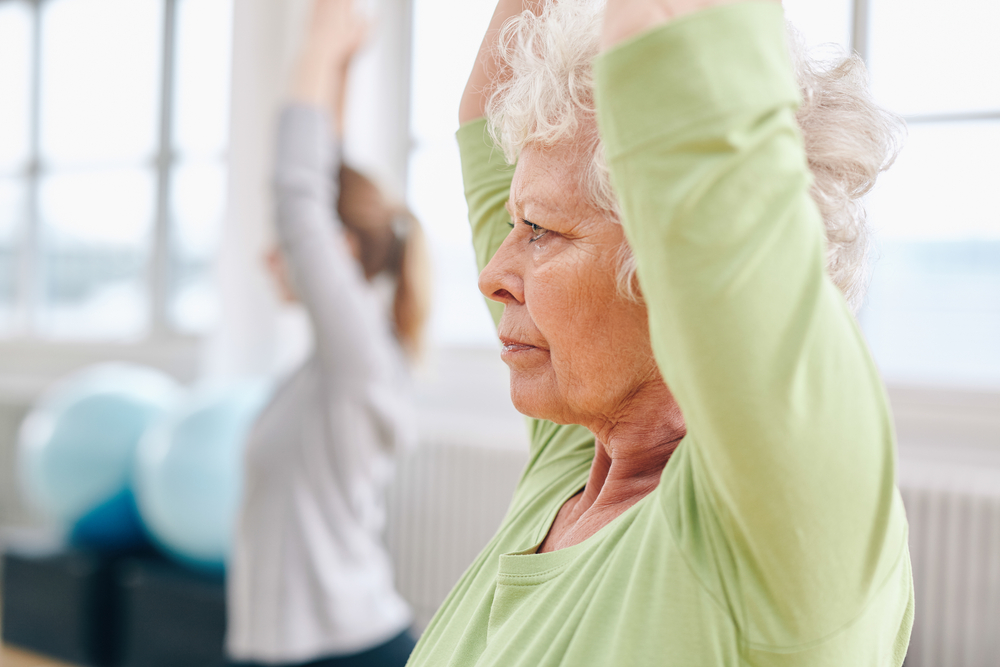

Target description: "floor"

left=0, top=644, right=73, bottom=667
left=0, top=584, right=75, bottom=667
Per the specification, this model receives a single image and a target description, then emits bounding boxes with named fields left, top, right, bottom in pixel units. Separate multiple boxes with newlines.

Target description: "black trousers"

left=230, top=630, right=416, bottom=667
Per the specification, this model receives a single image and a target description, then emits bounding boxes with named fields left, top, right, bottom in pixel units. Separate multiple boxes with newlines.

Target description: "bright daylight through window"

left=0, top=0, right=995, bottom=388
left=0, top=0, right=232, bottom=341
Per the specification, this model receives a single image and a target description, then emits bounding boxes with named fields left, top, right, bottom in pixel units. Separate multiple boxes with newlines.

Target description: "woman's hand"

left=459, top=0, right=544, bottom=125
left=601, top=0, right=777, bottom=51
left=292, top=0, right=368, bottom=135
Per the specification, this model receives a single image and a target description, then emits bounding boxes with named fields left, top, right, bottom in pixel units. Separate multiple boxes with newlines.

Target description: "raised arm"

left=274, top=0, right=396, bottom=380
left=291, top=0, right=366, bottom=136
left=595, top=1, right=909, bottom=646
left=460, top=0, right=542, bottom=126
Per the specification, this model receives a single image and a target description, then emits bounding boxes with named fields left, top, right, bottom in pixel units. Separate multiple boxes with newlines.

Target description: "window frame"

left=851, top=0, right=1000, bottom=421
left=0, top=0, right=212, bottom=395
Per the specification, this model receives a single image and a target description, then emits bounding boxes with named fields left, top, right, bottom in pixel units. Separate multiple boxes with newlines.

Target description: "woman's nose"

left=479, top=234, right=524, bottom=305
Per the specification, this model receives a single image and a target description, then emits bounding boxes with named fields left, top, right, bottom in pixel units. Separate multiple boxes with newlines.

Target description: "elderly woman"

left=406, top=0, right=914, bottom=665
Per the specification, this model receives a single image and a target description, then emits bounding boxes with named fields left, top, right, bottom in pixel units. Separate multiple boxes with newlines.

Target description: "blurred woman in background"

left=226, top=1, right=429, bottom=665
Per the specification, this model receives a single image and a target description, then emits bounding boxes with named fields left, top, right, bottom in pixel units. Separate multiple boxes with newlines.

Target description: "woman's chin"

left=508, top=375, right=564, bottom=423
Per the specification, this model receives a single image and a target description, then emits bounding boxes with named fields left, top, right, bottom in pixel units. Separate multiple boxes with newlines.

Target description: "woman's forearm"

left=291, top=46, right=347, bottom=112
left=601, top=0, right=776, bottom=51
left=290, top=0, right=366, bottom=136
left=459, top=0, right=543, bottom=125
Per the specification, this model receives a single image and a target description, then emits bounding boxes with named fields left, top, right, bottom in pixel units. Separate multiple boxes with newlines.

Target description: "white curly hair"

left=486, top=1, right=905, bottom=311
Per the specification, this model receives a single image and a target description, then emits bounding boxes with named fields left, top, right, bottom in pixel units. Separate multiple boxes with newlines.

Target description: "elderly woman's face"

left=479, top=141, right=660, bottom=426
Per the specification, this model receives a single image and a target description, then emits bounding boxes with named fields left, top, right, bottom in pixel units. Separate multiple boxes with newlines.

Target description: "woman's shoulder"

left=527, top=421, right=593, bottom=462
left=510, top=421, right=594, bottom=508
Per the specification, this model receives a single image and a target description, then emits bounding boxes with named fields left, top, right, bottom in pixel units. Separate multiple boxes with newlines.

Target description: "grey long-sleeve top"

left=226, top=105, right=413, bottom=663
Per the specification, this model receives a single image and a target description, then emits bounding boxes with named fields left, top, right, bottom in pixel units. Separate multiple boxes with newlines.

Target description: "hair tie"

left=391, top=213, right=411, bottom=243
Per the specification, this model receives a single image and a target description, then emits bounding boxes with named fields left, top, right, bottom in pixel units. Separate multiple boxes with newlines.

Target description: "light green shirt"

left=407, top=5, right=914, bottom=666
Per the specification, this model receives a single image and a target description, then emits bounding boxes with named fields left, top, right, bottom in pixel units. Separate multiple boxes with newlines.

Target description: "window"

left=781, top=0, right=1000, bottom=391
left=861, top=0, right=1000, bottom=389
left=0, top=0, right=232, bottom=343
left=408, top=0, right=499, bottom=349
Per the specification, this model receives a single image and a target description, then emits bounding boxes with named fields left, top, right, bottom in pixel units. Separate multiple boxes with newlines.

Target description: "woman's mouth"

left=499, top=337, right=547, bottom=365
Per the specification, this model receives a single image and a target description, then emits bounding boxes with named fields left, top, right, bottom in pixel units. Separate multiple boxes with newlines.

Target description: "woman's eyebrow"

left=507, top=194, right=558, bottom=218
left=504, top=199, right=517, bottom=219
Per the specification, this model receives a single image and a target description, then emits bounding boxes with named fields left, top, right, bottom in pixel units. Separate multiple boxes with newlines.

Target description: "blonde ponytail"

left=337, top=166, right=430, bottom=359
left=390, top=212, right=431, bottom=358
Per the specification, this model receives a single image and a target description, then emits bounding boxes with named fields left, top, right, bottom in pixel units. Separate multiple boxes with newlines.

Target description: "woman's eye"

left=524, top=220, right=548, bottom=242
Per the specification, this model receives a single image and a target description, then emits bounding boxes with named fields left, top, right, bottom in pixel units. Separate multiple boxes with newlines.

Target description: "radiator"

left=385, top=440, right=529, bottom=631
left=899, top=450, right=1000, bottom=667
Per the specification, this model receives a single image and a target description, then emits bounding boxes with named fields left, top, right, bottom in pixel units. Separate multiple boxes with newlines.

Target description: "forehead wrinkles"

left=509, top=143, right=596, bottom=230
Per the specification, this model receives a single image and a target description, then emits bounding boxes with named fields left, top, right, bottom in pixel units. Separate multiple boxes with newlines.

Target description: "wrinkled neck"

left=579, top=406, right=686, bottom=514
left=541, top=381, right=686, bottom=553
left=586, top=375, right=685, bottom=492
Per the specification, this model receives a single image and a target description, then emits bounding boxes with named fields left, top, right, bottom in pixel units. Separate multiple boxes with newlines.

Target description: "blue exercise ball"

left=133, top=380, right=272, bottom=571
left=18, top=363, right=182, bottom=549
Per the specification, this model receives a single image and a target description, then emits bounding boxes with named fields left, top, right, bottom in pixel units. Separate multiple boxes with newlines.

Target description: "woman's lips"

left=499, top=339, right=547, bottom=364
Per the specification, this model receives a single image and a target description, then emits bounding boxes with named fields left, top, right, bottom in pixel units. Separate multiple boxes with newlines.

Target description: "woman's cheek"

left=527, top=265, right=577, bottom=334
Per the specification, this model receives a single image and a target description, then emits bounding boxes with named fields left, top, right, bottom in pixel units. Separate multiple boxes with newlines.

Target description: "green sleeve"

left=456, top=120, right=594, bottom=467
left=594, top=3, right=908, bottom=644
left=456, top=119, right=514, bottom=328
